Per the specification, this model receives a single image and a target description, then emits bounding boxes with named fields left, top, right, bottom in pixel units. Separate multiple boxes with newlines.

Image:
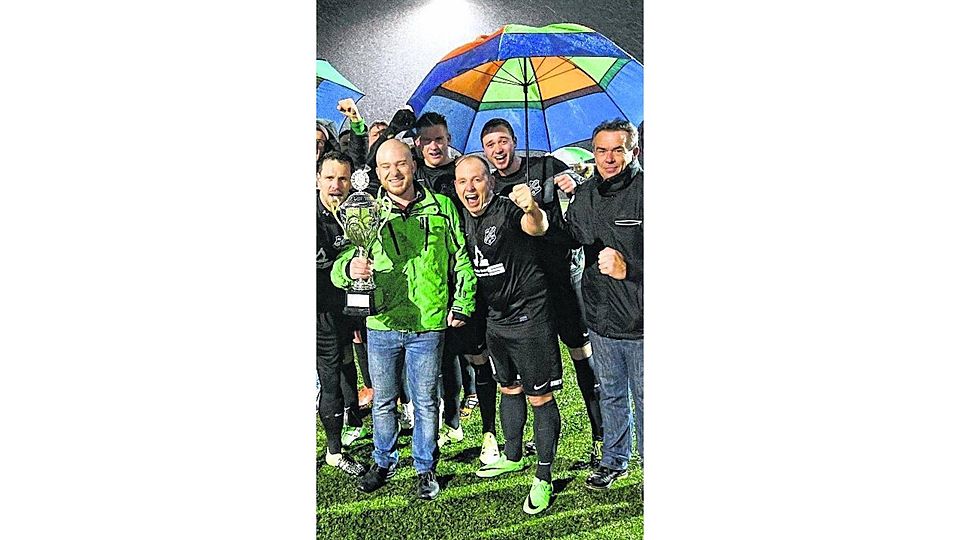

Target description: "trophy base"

left=343, top=290, right=378, bottom=317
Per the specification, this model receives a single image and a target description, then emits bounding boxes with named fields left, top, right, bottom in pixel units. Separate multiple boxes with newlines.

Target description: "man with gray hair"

left=560, top=119, right=643, bottom=491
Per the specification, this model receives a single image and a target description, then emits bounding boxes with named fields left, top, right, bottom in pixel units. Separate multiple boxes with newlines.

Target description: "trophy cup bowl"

left=334, top=188, right=387, bottom=317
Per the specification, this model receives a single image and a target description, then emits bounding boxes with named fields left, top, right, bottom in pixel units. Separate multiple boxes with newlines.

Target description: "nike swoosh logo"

left=533, top=382, right=548, bottom=391
left=614, top=219, right=642, bottom=226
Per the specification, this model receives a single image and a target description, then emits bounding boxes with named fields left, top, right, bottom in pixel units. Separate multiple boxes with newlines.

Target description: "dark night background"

left=317, top=0, right=642, bottom=127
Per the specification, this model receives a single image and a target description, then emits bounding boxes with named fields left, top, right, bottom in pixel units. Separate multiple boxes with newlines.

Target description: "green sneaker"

left=341, top=425, right=370, bottom=447
left=476, top=455, right=528, bottom=478
left=523, top=478, right=554, bottom=515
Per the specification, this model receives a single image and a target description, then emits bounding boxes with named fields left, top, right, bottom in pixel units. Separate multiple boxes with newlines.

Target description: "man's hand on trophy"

left=337, top=98, right=361, bottom=122
left=349, top=256, right=372, bottom=280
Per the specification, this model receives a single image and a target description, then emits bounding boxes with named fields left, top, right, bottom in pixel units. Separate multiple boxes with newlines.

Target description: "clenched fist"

left=553, top=173, right=577, bottom=195
left=508, top=184, right=538, bottom=214
left=597, top=247, right=627, bottom=280
left=349, top=256, right=372, bottom=280
left=337, top=98, right=361, bottom=122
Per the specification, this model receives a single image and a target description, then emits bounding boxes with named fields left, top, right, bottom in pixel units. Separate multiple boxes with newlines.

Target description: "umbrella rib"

left=466, top=66, right=524, bottom=87
left=533, top=58, right=572, bottom=81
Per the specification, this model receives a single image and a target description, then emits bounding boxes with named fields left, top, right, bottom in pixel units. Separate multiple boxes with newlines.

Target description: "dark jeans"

left=590, top=331, right=643, bottom=469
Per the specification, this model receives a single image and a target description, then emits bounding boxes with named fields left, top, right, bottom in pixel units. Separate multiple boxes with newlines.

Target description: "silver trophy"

left=334, top=168, right=388, bottom=316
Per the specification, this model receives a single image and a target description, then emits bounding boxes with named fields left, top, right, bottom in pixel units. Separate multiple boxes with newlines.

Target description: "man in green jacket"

left=332, top=139, right=476, bottom=500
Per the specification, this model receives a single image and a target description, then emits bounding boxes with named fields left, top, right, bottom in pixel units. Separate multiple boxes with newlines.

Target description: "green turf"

left=316, top=345, right=643, bottom=539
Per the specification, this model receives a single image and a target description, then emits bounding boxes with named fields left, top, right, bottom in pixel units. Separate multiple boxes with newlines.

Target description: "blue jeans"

left=589, top=331, right=643, bottom=470
left=367, top=329, right=443, bottom=473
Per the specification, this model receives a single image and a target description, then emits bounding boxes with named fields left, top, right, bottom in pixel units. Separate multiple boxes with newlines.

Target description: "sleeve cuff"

left=350, top=118, right=366, bottom=135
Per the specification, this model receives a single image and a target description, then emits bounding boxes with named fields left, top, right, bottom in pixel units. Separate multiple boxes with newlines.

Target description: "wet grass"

left=317, top=346, right=643, bottom=539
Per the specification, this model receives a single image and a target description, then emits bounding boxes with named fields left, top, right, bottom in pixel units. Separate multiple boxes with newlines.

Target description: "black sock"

left=474, top=361, right=498, bottom=435
left=340, top=346, right=362, bottom=427
left=354, top=341, right=372, bottom=388
left=574, top=356, right=603, bottom=441
left=320, top=410, right=344, bottom=455
left=441, top=350, right=462, bottom=429
left=499, top=392, right=526, bottom=462
left=532, top=398, right=561, bottom=482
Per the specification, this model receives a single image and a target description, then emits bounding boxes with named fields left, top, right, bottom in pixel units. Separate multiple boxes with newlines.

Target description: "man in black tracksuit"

left=563, top=119, right=643, bottom=491
left=481, top=118, right=606, bottom=468
left=316, top=150, right=368, bottom=478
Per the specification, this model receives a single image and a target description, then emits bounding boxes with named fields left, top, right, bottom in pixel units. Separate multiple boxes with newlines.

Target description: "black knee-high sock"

left=340, top=349, right=362, bottom=428
left=354, top=341, right=372, bottom=388
left=532, top=398, right=561, bottom=482
left=474, top=361, right=498, bottom=434
left=320, top=410, right=344, bottom=455
left=574, top=357, right=603, bottom=441
left=499, top=392, right=526, bottom=462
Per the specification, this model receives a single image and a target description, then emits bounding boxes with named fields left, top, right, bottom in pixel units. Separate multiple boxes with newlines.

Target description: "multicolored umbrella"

left=408, top=23, right=643, bottom=155
left=316, top=59, right=363, bottom=131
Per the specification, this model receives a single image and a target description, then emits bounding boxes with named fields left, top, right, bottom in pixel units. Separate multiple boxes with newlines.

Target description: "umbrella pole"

left=522, top=59, right=530, bottom=181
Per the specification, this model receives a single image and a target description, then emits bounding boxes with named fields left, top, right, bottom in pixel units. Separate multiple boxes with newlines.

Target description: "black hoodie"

left=566, top=160, right=643, bottom=339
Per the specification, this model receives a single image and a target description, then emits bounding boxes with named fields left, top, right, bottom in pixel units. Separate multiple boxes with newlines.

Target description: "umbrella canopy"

left=316, top=59, right=363, bottom=131
left=408, top=23, right=643, bottom=155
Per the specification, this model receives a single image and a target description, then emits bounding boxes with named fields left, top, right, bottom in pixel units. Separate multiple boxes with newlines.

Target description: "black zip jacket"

left=565, top=160, right=643, bottom=339
left=316, top=194, right=351, bottom=314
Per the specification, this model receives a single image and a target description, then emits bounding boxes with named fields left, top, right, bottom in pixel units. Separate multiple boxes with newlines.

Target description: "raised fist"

left=553, top=173, right=577, bottom=195
left=597, top=247, right=627, bottom=280
left=508, top=184, right=537, bottom=213
left=337, top=98, right=361, bottom=122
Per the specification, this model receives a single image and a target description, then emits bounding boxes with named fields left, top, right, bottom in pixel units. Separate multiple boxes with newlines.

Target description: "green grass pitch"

left=316, top=344, right=644, bottom=539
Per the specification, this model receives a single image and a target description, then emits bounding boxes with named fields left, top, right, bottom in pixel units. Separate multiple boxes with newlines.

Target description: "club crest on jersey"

left=527, top=178, right=542, bottom=197
left=483, top=226, right=498, bottom=245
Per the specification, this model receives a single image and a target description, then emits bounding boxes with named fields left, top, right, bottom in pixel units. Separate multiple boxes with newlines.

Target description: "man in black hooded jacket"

left=563, top=119, right=643, bottom=491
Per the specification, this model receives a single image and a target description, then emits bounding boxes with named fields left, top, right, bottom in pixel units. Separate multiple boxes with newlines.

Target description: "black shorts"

left=486, top=318, right=563, bottom=397
left=546, top=272, right=590, bottom=349
left=444, top=311, right=487, bottom=356
left=317, top=310, right=353, bottom=375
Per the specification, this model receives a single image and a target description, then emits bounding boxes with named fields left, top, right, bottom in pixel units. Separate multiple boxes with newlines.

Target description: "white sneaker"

left=438, top=425, right=465, bottom=448
left=399, top=402, right=415, bottom=429
left=480, top=432, right=500, bottom=465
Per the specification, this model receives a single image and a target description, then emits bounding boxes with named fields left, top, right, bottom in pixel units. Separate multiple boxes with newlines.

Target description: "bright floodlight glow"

left=415, top=0, right=476, bottom=45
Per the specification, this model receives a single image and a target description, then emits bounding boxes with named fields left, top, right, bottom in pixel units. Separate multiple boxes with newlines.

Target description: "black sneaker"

left=570, top=439, right=604, bottom=471
left=417, top=470, right=440, bottom=500
left=357, top=462, right=396, bottom=494
left=585, top=466, right=628, bottom=491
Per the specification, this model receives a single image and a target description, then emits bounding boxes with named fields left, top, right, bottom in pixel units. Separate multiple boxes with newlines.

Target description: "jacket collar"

left=596, top=158, right=642, bottom=195
left=386, top=182, right=437, bottom=217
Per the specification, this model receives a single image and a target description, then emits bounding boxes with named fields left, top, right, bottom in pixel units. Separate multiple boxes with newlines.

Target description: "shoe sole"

left=418, top=489, right=439, bottom=500
left=476, top=463, right=527, bottom=478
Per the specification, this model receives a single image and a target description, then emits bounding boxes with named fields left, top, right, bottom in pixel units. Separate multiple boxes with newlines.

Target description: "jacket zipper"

left=423, top=218, right=430, bottom=251
left=386, top=222, right=401, bottom=255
